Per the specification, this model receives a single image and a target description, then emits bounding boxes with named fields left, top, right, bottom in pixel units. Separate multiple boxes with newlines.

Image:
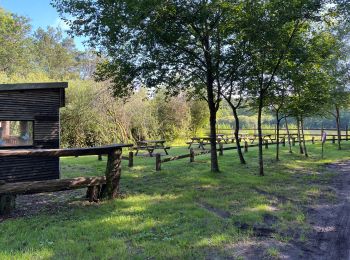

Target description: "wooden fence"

left=214, top=127, right=349, bottom=139
left=154, top=135, right=348, bottom=171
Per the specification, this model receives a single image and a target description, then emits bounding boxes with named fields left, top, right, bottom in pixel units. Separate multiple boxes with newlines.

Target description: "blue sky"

left=0, top=0, right=86, bottom=50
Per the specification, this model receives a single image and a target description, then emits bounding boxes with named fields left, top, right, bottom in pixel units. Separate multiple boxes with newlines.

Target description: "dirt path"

left=230, top=161, right=350, bottom=259
left=302, top=161, right=350, bottom=260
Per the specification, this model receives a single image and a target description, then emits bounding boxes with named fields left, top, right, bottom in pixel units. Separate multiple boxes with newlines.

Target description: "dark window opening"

left=0, top=121, right=33, bottom=147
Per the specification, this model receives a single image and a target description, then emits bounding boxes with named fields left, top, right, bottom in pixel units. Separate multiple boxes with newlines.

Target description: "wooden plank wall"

left=0, top=88, right=63, bottom=182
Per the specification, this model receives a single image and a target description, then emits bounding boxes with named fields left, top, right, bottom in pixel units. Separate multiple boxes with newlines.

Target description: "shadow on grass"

left=1, top=142, right=350, bottom=258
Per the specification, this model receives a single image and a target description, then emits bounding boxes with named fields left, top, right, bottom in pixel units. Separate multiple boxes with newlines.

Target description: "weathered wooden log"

left=190, top=148, right=195, bottom=162
left=0, top=194, right=16, bottom=215
left=86, top=185, right=102, bottom=202
left=156, top=153, right=161, bottom=171
left=103, top=149, right=122, bottom=199
left=0, top=144, right=132, bottom=157
left=161, top=154, right=190, bottom=163
left=0, top=176, right=106, bottom=196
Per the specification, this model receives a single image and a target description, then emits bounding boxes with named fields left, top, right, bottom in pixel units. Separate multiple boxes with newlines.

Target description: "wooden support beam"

left=104, top=148, right=122, bottom=199
left=128, top=151, right=134, bottom=167
left=86, top=185, right=102, bottom=202
left=0, top=194, right=16, bottom=215
left=156, top=153, right=161, bottom=171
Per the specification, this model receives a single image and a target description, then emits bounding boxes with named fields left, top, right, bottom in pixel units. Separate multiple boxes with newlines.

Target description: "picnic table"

left=187, top=135, right=230, bottom=150
left=238, top=133, right=273, bottom=144
left=134, top=140, right=170, bottom=157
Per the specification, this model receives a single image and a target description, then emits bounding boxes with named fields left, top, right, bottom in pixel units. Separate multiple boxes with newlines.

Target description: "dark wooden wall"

left=0, top=87, right=65, bottom=182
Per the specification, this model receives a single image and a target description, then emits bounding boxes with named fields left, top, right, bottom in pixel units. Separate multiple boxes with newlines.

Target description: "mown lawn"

left=0, top=141, right=349, bottom=259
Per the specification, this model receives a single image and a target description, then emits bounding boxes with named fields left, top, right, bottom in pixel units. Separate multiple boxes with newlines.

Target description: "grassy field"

left=0, top=141, right=349, bottom=259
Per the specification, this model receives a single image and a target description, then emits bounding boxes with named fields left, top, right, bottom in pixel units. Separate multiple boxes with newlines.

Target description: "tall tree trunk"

left=285, top=117, right=292, bottom=153
left=258, top=93, right=264, bottom=176
left=204, top=35, right=219, bottom=173
left=300, top=115, right=308, bottom=157
left=276, top=112, right=280, bottom=161
left=335, top=105, right=341, bottom=150
left=297, top=117, right=304, bottom=154
left=232, top=107, right=246, bottom=164
left=208, top=103, right=219, bottom=172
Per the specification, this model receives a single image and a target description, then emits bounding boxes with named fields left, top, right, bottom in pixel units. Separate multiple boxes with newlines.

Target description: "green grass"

left=0, top=142, right=349, bottom=259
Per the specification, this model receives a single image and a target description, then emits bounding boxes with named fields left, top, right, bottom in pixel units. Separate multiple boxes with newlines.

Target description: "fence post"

left=190, top=148, right=195, bottom=162
left=156, top=153, right=161, bottom=171
left=128, top=151, right=134, bottom=167
left=244, top=141, right=248, bottom=153
left=0, top=194, right=16, bottom=215
left=346, top=125, right=348, bottom=141
left=292, top=137, right=296, bottom=146
left=332, top=135, right=335, bottom=144
left=312, top=136, right=315, bottom=144
left=265, top=140, right=269, bottom=149
left=282, top=138, right=285, bottom=147
left=98, top=154, right=102, bottom=161
left=219, top=143, right=223, bottom=156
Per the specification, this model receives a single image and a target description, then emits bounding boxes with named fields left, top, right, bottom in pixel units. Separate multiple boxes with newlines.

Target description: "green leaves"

left=0, top=8, right=32, bottom=75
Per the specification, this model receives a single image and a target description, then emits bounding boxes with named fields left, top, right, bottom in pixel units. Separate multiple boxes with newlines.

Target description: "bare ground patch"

left=229, top=161, right=350, bottom=259
left=0, top=189, right=86, bottom=222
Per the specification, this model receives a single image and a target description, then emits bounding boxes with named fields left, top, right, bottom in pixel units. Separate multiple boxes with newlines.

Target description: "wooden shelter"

left=0, top=82, right=67, bottom=182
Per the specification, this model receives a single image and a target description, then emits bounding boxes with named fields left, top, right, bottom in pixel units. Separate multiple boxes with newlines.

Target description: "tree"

left=0, top=8, right=32, bottom=75
left=53, top=0, right=248, bottom=172
left=189, top=99, right=209, bottom=136
left=266, top=82, right=290, bottom=161
left=32, top=26, right=80, bottom=80
left=220, top=77, right=248, bottom=165
left=325, top=24, right=350, bottom=150
left=238, top=0, right=347, bottom=175
left=283, top=30, right=337, bottom=156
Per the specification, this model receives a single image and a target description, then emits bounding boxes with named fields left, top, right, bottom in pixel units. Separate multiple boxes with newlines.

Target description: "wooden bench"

left=0, top=144, right=132, bottom=215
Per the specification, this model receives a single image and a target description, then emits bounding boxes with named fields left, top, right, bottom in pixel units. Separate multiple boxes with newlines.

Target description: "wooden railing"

left=155, top=135, right=348, bottom=171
